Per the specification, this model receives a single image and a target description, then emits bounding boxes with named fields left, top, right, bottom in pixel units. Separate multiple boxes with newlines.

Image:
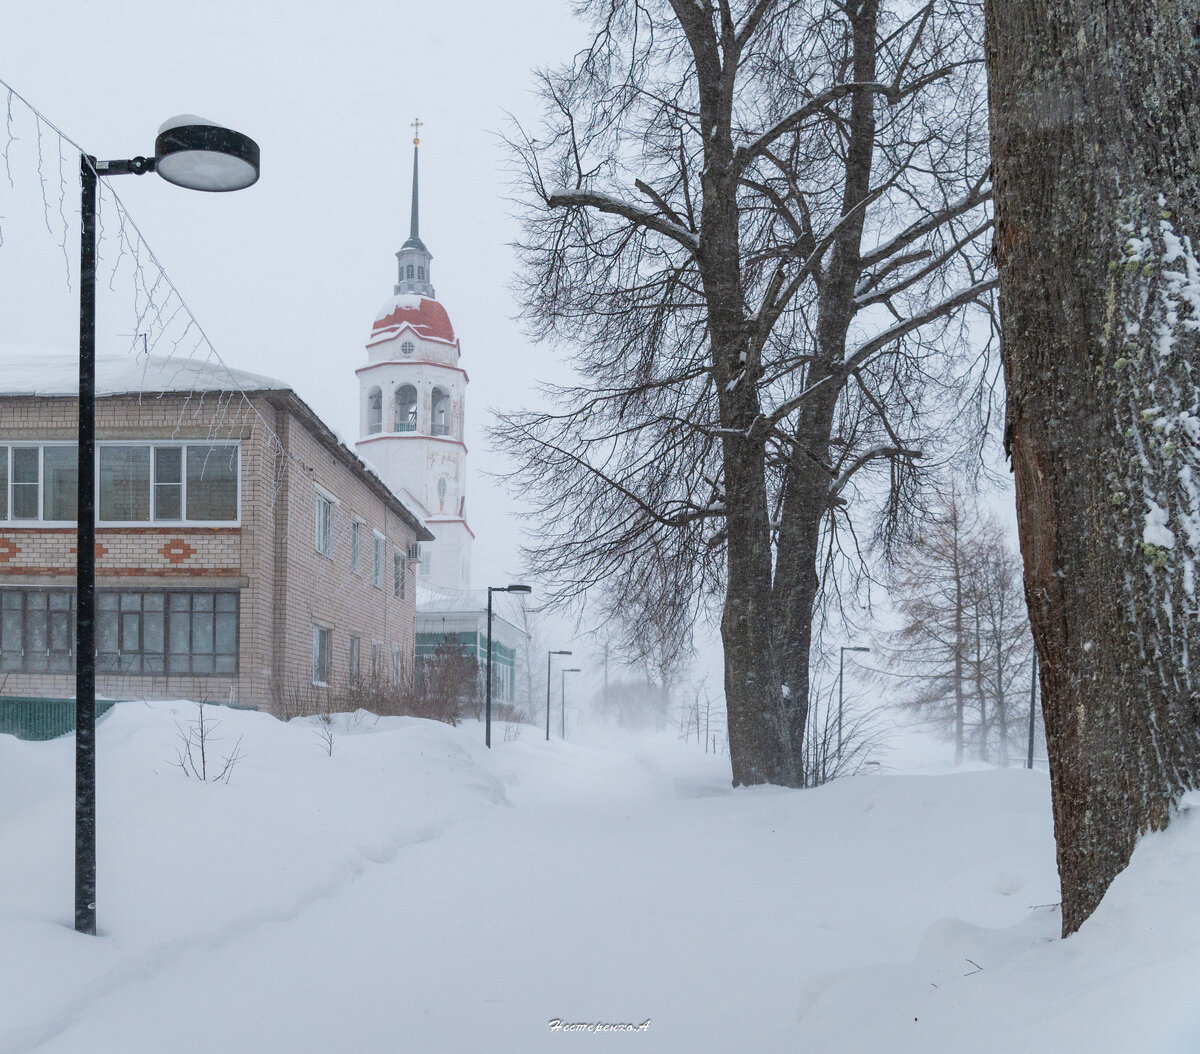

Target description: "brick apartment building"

left=0, top=355, right=431, bottom=714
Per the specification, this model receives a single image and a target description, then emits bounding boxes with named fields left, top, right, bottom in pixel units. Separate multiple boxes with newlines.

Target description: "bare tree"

left=879, top=486, right=1032, bottom=763
left=498, top=0, right=996, bottom=787
left=413, top=640, right=479, bottom=726
left=986, top=0, right=1200, bottom=933
left=172, top=703, right=244, bottom=783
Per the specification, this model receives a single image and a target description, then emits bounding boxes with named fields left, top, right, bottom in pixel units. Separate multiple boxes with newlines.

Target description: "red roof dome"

left=370, top=294, right=456, bottom=345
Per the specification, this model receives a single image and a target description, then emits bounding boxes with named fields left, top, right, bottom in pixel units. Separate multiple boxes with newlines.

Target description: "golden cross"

left=411, top=118, right=423, bottom=146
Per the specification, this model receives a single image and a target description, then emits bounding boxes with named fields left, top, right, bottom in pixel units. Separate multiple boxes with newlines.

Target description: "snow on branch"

left=842, top=279, right=998, bottom=374
left=830, top=444, right=923, bottom=499
left=860, top=180, right=992, bottom=269
left=546, top=187, right=700, bottom=253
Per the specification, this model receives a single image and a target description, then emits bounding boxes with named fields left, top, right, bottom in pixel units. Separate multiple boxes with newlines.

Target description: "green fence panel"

left=0, top=697, right=119, bottom=742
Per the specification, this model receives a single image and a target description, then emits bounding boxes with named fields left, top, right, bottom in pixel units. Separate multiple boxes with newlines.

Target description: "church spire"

left=395, top=118, right=434, bottom=298
left=409, top=119, right=421, bottom=244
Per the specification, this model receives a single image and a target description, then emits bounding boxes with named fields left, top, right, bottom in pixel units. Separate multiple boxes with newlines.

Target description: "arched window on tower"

left=367, top=386, right=382, bottom=435
left=431, top=388, right=451, bottom=436
left=417, top=266, right=425, bottom=281
left=406, top=264, right=414, bottom=280
left=394, top=385, right=418, bottom=432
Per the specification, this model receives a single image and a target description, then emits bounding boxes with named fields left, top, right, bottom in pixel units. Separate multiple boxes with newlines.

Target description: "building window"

left=0, top=443, right=236, bottom=525
left=94, top=443, right=237, bottom=524
left=350, top=520, right=363, bottom=574
left=0, top=589, right=75, bottom=672
left=394, top=384, right=418, bottom=431
left=406, top=264, right=414, bottom=280
left=417, top=266, right=425, bottom=281
left=401, top=340, right=415, bottom=356
left=315, top=491, right=334, bottom=557
left=349, top=635, right=360, bottom=681
left=393, top=549, right=405, bottom=598
left=185, top=445, right=238, bottom=521
left=371, top=642, right=382, bottom=678
left=153, top=447, right=182, bottom=519
left=0, top=444, right=78, bottom=523
left=431, top=387, right=450, bottom=436
left=392, top=645, right=401, bottom=683
left=367, top=386, right=383, bottom=435
left=437, top=476, right=447, bottom=502
left=312, top=626, right=331, bottom=686
left=373, top=531, right=384, bottom=588
left=0, top=588, right=238, bottom=675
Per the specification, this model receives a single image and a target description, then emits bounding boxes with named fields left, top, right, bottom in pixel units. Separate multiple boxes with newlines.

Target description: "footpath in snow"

left=1, top=701, right=1198, bottom=1053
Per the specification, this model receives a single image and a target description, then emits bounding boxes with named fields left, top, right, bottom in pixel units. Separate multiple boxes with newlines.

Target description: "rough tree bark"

left=986, top=0, right=1200, bottom=934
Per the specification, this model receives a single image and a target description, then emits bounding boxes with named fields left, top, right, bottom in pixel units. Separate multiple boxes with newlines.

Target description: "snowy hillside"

left=1, top=703, right=1196, bottom=1053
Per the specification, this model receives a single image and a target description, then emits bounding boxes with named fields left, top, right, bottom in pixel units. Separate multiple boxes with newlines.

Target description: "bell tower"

left=354, top=124, right=474, bottom=591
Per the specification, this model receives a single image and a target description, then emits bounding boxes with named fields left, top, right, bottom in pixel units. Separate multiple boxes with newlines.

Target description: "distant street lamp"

left=546, top=649, right=572, bottom=741
left=75, top=116, right=260, bottom=936
left=561, top=667, right=581, bottom=739
left=838, top=646, right=870, bottom=761
left=485, top=584, right=531, bottom=748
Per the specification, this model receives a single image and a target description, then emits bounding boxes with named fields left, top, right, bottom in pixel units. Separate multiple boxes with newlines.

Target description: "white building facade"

left=350, top=132, right=526, bottom=706
left=354, top=137, right=474, bottom=593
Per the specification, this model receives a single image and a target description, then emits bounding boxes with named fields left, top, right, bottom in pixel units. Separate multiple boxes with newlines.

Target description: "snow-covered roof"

left=369, top=294, right=456, bottom=346
left=0, top=351, right=288, bottom=397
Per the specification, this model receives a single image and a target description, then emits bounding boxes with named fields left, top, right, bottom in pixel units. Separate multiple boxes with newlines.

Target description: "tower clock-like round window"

left=401, top=341, right=414, bottom=356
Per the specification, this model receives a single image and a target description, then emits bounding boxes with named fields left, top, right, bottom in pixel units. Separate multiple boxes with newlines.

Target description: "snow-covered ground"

left=1, top=702, right=1197, bottom=1053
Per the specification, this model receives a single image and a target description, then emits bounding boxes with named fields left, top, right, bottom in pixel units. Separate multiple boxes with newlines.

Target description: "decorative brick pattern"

left=158, top=538, right=197, bottom=564
left=0, top=538, right=19, bottom=562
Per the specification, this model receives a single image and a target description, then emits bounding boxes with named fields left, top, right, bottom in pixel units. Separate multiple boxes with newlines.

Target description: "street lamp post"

left=485, top=584, right=531, bottom=748
left=561, top=667, right=580, bottom=739
left=74, top=116, right=260, bottom=936
left=838, top=646, right=870, bottom=762
left=1026, top=650, right=1039, bottom=770
left=546, top=650, right=572, bottom=741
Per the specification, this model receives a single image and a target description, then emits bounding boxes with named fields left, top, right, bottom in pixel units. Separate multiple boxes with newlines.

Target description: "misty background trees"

left=878, top=484, right=1035, bottom=766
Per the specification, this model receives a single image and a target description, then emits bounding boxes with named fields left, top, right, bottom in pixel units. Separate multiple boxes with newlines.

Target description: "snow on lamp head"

left=154, top=115, right=260, bottom=192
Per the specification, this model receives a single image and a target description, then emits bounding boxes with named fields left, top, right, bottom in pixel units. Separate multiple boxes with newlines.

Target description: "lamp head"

left=505, top=584, right=532, bottom=594
left=155, top=115, right=260, bottom=192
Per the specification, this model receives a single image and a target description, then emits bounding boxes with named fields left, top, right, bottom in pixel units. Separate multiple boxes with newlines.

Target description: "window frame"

left=349, top=635, right=361, bottom=681
left=393, top=548, right=405, bottom=599
left=96, top=441, right=241, bottom=527
left=0, top=442, right=78, bottom=526
left=430, top=387, right=451, bottom=437
left=314, top=487, right=336, bottom=558
left=0, top=586, right=239, bottom=676
left=350, top=519, right=364, bottom=574
left=367, top=386, right=383, bottom=435
left=312, top=625, right=331, bottom=686
left=373, top=530, right=384, bottom=589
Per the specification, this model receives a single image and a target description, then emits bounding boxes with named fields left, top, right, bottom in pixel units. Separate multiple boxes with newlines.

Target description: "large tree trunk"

left=986, top=0, right=1200, bottom=935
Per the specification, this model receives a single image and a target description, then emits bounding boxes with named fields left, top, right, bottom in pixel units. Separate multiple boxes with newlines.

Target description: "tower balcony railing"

left=396, top=422, right=417, bottom=433
left=431, top=423, right=452, bottom=437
